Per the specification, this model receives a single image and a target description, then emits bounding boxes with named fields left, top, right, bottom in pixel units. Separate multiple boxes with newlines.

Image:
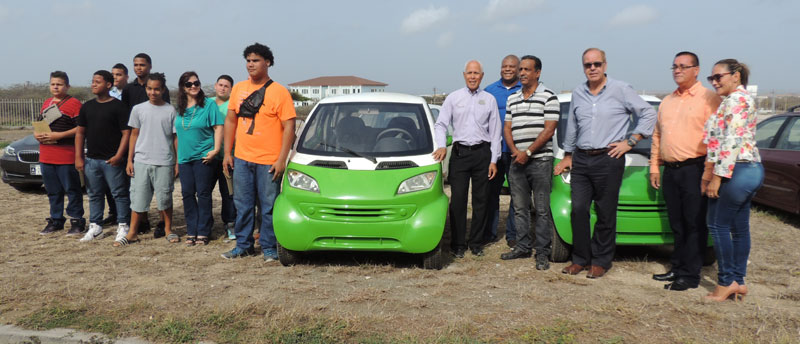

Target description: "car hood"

left=10, top=134, right=39, bottom=150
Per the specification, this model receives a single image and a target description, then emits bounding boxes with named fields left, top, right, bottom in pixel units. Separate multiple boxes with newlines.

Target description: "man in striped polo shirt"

left=499, top=55, right=559, bottom=270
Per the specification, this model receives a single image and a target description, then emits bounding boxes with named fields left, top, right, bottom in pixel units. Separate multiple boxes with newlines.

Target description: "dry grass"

left=1, top=145, right=799, bottom=342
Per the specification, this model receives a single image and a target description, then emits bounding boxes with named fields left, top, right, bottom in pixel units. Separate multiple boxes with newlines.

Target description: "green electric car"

left=274, top=93, right=447, bottom=269
left=550, top=93, right=714, bottom=263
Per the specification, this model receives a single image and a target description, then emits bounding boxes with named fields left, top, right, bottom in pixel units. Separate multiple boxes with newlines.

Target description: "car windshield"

left=297, top=102, right=433, bottom=158
left=555, top=101, right=660, bottom=156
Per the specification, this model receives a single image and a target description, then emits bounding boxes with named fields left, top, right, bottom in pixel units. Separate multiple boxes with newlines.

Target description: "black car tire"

left=421, top=238, right=444, bottom=270
left=11, top=183, right=42, bottom=192
left=550, top=224, right=571, bottom=262
left=277, top=242, right=303, bottom=266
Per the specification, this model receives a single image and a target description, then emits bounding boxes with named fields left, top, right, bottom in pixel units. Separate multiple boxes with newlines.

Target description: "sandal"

left=166, top=233, right=180, bottom=243
left=113, top=237, right=139, bottom=247
left=196, top=236, right=209, bottom=246
left=185, top=236, right=196, bottom=246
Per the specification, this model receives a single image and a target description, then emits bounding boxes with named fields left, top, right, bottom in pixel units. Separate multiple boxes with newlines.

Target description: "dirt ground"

left=0, top=128, right=799, bottom=343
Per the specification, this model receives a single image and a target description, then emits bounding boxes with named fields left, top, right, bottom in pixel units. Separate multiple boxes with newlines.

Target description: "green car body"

left=274, top=93, right=447, bottom=269
left=549, top=93, right=713, bottom=262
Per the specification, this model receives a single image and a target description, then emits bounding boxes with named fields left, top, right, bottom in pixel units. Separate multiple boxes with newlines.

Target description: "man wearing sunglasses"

left=649, top=52, right=721, bottom=291
left=554, top=48, right=657, bottom=278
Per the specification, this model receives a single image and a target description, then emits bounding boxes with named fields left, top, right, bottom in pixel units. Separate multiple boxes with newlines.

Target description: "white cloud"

left=401, top=6, right=449, bottom=34
left=484, top=0, right=545, bottom=22
left=608, top=4, right=658, bottom=28
left=437, top=32, right=454, bottom=48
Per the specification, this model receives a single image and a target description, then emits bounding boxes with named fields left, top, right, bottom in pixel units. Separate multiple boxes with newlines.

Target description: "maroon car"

left=753, top=108, right=800, bottom=214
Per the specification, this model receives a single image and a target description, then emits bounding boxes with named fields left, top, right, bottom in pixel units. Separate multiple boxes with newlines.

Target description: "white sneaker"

left=79, top=223, right=103, bottom=242
left=115, top=223, right=130, bottom=241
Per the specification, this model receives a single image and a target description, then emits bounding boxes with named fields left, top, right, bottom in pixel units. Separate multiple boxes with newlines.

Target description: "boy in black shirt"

left=75, top=70, right=131, bottom=242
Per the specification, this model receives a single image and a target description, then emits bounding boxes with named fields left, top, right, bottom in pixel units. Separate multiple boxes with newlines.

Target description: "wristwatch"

left=626, top=137, right=639, bottom=147
left=525, top=149, right=532, bottom=157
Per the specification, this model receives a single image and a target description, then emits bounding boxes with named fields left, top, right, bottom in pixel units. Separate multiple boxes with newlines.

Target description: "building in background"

left=289, top=76, right=387, bottom=106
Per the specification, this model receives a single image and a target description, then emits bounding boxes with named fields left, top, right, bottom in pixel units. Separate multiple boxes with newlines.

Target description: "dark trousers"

left=214, top=160, right=236, bottom=224
left=484, top=151, right=516, bottom=243
left=569, top=151, right=624, bottom=269
left=41, top=163, right=84, bottom=222
left=509, top=157, right=554, bottom=256
left=448, top=143, right=491, bottom=252
left=662, top=162, right=707, bottom=285
left=178, top=160, right=216, bottom=237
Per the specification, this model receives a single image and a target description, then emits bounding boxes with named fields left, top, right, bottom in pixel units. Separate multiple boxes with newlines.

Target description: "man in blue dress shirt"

left=433, top=60, right=502, bottom=258
left=554, top=48, right=656, bottom=278
left=483, top=55, right=521, bottom=248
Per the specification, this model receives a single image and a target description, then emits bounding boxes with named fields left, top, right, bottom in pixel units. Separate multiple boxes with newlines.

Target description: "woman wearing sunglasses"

left=174, top=71, right=224, bottom=246
left=702, top=59, right=763, bottom=301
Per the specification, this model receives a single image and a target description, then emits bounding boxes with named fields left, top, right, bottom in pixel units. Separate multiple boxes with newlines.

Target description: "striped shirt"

left=505, top=82, right=559, bottom=158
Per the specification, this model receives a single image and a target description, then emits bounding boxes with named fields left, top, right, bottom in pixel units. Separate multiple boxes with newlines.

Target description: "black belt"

left=576, top=147, right=610, bottom=156
left=663, top=156, right=706, bottom=169
left=454, top=141, right=488, bottom=150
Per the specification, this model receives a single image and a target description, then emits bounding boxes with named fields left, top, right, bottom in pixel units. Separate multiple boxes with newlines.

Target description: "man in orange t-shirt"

left=221, top=43, right=296, bottom=261
left=649, top=51, right=721, bottom=291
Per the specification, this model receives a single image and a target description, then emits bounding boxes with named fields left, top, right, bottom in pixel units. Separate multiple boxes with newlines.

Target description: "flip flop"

left=113, top=237, right=139, bottom=247
left=166, top=233, right=180, bottom=243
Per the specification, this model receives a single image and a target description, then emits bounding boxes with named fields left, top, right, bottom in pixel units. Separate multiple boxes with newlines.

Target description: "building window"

left=313, top=89, right=319, bottom=94
left=302, top=89, right=308, bottom=94
left=343, top=89, right=350, bottom=94
left=331, top=89, right=336, bottom=95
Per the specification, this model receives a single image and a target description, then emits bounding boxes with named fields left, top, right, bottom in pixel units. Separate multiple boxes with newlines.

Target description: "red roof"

left=289, top=76, right=387, bottom=87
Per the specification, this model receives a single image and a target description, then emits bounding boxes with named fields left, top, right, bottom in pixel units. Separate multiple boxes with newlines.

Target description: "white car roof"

left=556, top=93, right=661, bottom=103
left=317, top=92, right=427, bottom=105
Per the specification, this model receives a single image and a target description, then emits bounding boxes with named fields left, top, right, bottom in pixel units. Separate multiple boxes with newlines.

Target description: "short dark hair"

left=715, top=59, right=750, bottom=87
left=94, top=70, right=113, bottom=84
left=675, top=51, right=699, bottom=67
left=217, top=74, right=234, bottom=85
left=145, top=72, right=166, bottom=89
left=50, top=71, right=69, bottom=86
left=133, top=53, right=152, bottom=65
left=112, top=63, right=128, bottom=75
left=243, top=43, right=274, bottom=66
left=520, top=55, right=542, bottom=71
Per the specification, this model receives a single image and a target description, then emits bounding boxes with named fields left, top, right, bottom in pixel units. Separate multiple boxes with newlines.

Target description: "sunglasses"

left=670, top=64, right=697, bottom=71
left=706, top=73, right=730, bottom=83
left=583, top=62, right=604, bottom=69
left=183, top=80, right=201, bottom=88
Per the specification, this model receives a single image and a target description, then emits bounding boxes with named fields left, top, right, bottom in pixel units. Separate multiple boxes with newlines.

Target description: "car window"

left=776, top=118, right=800, bottom=151
left=297, top=102, right=432, bottom=157
left=556, top=100, right=660, bottom=156
left=755, top=117, right=786, bottom=149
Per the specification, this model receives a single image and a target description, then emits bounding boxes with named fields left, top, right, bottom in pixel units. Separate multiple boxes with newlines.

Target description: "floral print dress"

left=703, top=85, right=761, bottom=178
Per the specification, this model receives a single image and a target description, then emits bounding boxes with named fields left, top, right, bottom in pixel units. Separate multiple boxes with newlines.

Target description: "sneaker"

left=535, top=254, right=550, bottom=270
left=66, top=218, right=86, bottom=236
left=153, top=220, right=166, bottom=238
left=262, top=249, right=278, bottom=262
left=470, top=247, right=485, bottom=257
left=225, top=222, right=236, bottom=241
left=500, top=248, right=532, bottom=260
left=451, top=248, right=466, bottom=259
left=221, top=247, right=255, bottom=259
left=115, top=223, right=130, bottom=242
left=39, top=218, right=64, bottom=235
left=79, top=223, right=104, bottom=242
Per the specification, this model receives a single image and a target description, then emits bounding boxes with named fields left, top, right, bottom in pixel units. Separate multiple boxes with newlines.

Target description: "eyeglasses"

left=706, top=73, right=730, bottom=83
left=183, top=80, right=201, bottom=88
left=670, top=65, right=697, bottom=71
left=583, top=62, right=604, bottom=69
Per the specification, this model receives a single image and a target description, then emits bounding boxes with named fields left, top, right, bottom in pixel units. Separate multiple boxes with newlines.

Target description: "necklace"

left=182, top=106, right=197, bottom=130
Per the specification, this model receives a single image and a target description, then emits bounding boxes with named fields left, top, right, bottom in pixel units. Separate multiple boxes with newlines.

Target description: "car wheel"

left=277, top=242, right=303, bottom=266
left=421, top=240, right=444, bottom=270
left=550, top=224, right=571, bottom=262
left=11, top=183, right=42, bottom=192
left=703, top=246, right=716, bottom=266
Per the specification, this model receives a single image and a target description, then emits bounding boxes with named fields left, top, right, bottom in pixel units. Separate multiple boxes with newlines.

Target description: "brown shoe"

left=561, top=263, right=587, bottom=275
left=586, top=265, right=607, bottom=279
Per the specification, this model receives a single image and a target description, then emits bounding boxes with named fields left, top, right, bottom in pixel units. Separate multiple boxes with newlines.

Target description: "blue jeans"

left=179, top=160, right=216, bottom=237
left=214, top=160, right=236, bottom=224
left=485, top=151, right=516, bottom=243
left=232, top=157, right=280, bottom=252
left=707, top=162, right=764, bottom=286
left=85, top=158, right=130, bottom=224
left=41, top=163, right=84, bottom=222
left=509, top=157, right=554, bottom=256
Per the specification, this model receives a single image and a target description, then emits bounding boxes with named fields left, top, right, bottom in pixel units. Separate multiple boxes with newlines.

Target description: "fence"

left=0, top=99, right=46, bottom=127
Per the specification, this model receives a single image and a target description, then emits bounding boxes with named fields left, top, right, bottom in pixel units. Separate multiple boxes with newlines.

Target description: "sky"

left=1, top=0, right=798, bottom=95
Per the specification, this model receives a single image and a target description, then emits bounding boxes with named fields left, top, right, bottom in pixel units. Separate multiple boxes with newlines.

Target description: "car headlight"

left=397, top=171, right=437, bottom=194
left=559, top=170, right=571, bottom=185
left=3, top=146, right=15, bottom=157
left=287, top=170, right=319, bottom=193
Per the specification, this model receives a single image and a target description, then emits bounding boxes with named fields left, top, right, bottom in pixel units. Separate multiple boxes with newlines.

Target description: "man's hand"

left=607, top=141, right=632, bottom=159
left=106, top=154, right=123, bottom=167
left=270, top=159, right=286, bottom=181
left=701, top=179, right=710, bottom=195
left=75, top=157, right=85, bottom=172
left=174, top=164, right=179, bottom=178
left=488, top=163, right=497, bottom=180
left=126, top=161, right=134, bottom=177
left=432, top=148, right=447, bottom=162
left=223, top=156, right=234, bottom=178
left=705, top=176, right=722, bottom=198
left=554, top=155, right=572, bottom=175
left=34, top=132, right=58, bottom=144
left=649, top=172, right=660, bottom=189
left=511, top=150, right=529, bottom=165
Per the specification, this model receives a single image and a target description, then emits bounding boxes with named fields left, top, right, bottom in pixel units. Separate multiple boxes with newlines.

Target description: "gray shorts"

left=130, top=161, right=174, bottom=213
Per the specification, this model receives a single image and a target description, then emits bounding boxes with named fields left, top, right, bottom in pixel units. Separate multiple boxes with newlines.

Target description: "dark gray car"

left=1, top=134, right=42, bottom=191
